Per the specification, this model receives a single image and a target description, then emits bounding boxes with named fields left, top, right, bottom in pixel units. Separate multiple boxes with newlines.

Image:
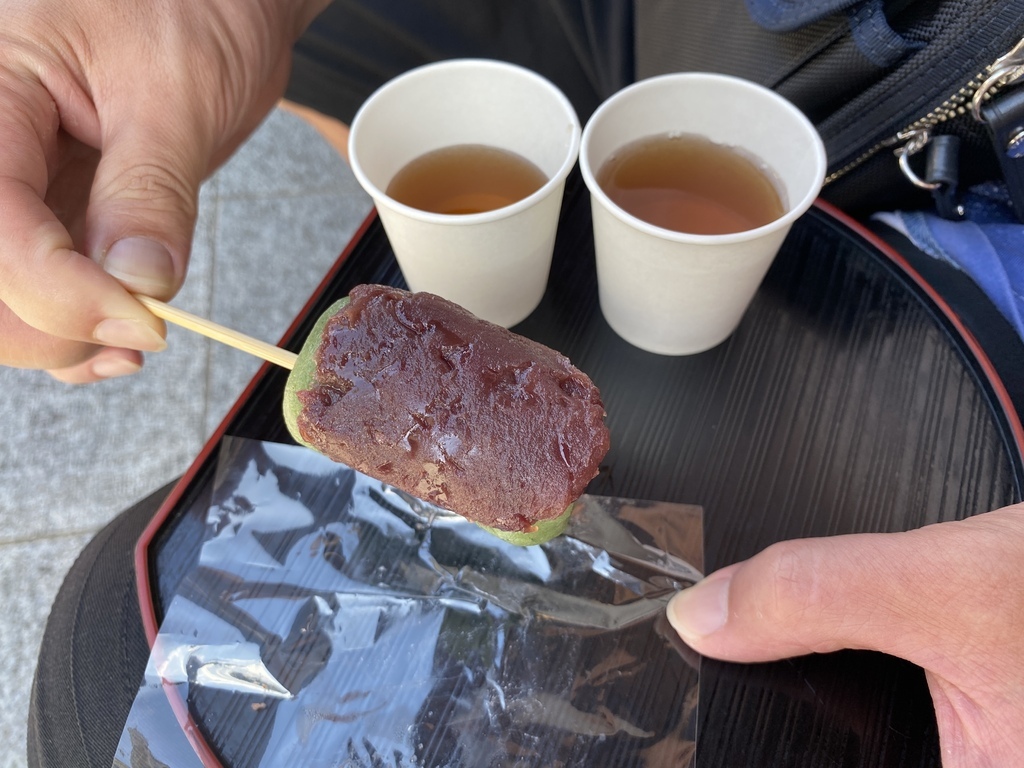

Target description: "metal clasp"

left=894, top=128, right=942, bottom=190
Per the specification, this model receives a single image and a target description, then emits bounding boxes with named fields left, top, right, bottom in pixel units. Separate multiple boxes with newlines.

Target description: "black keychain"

left=924, top=135, right=963, bottom=221
left=896, top=128, right=964, bottom=221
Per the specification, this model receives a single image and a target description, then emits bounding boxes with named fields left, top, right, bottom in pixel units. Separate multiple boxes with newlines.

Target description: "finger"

left=0, top=182, right=168, bottom=352
left=665, top=531, right=939, bottom=663
left=666, top=509, right=1024, bottom=673
left=85, top=87, right=209, bottom=300
left=47, top=346, right=144, bottom=384
left=0, top=300, right=97, bottom=370
left=0, top=295, right=155, bottom=375
left=0, top=82, right=167, bottom=362
left=84, top=28, right=295, bottom=296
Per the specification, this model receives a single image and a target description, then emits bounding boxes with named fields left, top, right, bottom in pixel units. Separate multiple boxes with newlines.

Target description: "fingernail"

left=91, top=356, right=143, bottom=379
left=101, top=237, right=176, bottom=295
left=93, top=318, right=167, bottom=352
left=667, top=571, right=732, bottom=641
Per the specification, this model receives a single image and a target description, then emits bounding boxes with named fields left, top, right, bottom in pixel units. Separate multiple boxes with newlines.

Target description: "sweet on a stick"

left=283, top=285, right=609, bottom=544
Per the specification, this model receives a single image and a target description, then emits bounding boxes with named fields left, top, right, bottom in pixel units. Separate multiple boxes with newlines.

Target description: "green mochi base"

left=474, top=502, right=574, bottom=546
left=282, top=297, right=350, bottom=449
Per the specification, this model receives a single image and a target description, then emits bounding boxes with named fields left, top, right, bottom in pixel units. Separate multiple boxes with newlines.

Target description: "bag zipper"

left=823, top=35, right=1024, bottom=188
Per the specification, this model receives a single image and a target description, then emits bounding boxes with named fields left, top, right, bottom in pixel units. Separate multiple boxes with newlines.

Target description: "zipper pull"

left=894, top=128, right=964, bottom=220
left=973, top=36, right=1024, bottom=223
left=970, top=36, right=1024, bottom=121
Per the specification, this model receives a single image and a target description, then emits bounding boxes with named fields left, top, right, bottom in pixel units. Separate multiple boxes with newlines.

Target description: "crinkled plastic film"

left=115, top=437, right=702, bottom=767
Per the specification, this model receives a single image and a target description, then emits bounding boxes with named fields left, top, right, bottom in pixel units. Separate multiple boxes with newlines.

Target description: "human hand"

left=667, top=503, right=1024, bottom=767
left=0, top=0, right=330, bottom=382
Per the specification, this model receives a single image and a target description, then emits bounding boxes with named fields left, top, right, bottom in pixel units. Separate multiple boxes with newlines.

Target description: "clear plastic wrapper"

left=115, top=437, right=703, bottom=767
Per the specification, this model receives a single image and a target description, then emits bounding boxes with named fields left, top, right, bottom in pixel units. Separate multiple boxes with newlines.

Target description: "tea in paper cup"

left=349, top=59, right=581, bottom=327
left=580, top=72, right=827, bottom=355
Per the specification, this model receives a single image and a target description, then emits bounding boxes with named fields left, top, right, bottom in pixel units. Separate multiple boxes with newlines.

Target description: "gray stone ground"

left=0, top=108, right=372, bottom=768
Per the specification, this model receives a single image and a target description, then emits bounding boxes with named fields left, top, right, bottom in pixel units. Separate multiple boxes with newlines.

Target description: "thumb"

left=665, top=523, right=991, bottom=668
left=86, top=114, right=204, bottom=300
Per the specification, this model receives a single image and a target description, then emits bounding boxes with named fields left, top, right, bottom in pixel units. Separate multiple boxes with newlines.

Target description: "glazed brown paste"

left=296, top=285, right=610, bottom=531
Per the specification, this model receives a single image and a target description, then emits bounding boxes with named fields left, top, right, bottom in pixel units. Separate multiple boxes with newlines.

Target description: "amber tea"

left=386, top=144, right=548, bottom=215
left=596, top=133, right=785, bottom=235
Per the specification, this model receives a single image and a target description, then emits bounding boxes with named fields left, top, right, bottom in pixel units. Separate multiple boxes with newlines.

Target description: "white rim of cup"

left=348, top=58, right=582, bottom=227
left=579, top=72, right=828, bottom=244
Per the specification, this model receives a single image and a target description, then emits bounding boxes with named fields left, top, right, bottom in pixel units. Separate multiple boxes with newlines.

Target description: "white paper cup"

left=348, top=59, right=581, bottom=327
left=580, top=72, right=827, bottom=355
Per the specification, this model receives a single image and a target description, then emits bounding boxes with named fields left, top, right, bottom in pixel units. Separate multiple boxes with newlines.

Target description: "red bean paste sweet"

left=295, top=285, right=610, bottom=532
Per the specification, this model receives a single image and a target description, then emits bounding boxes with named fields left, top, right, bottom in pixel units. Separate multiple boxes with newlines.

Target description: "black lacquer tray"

left=137, top=170, right=1024, bottom=767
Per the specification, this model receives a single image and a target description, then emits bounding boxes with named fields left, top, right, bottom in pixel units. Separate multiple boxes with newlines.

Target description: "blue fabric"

left=745, top=0, right=860, bottom=31
left=746, top=0, right=921, bottom=66
left=876, top=183, right=1024, bottom=340
left=847, top=0, right=923, bottom=67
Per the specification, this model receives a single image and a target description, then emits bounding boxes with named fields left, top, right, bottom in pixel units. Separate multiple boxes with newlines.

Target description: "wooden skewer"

left=137, top=295, right=299, bottom=370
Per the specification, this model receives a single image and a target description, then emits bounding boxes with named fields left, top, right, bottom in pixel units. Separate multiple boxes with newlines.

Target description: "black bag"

left=634, top=0, right=1024, bottom=219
